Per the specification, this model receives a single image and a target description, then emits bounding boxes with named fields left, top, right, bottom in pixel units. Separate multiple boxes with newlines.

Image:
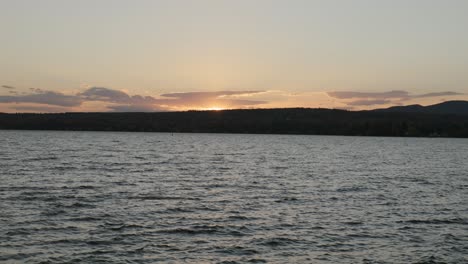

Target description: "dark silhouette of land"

left=1, top=101, right=468, bottom=137
left=375, top=100, right=468, bottom=115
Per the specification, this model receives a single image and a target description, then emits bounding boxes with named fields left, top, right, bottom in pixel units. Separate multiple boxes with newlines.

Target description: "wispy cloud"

left=413, top=92, right=462, bottom=98
left=159, top=91, right=266, bottom=108
left=327, top=90, right=410, bottom=100
left=327, top=90, right=463, bottom=107
left=11, top=105, right=71, bottom=113
left=161, top=91, right=263, bottom=99
left=346, top=99, right=392, bottom=106
left=2, top=85, right=15, bottom=90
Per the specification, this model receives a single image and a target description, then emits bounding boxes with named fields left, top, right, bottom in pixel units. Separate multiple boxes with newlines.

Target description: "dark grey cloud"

left=414, top=91, right=462, bottom=98
left=346, top=99, right=392, bottom=106
left=328, top=90, right=463, bottom=107
left=327, top=90, right=409, bottom=100
left=79, top=87, right=163, bottom=106
left=29, top=88, right=45, bottom=93
left=0, top=91, right=82, bottom=107
left=78, top=87, right=131, bottom=103
left=2, top=85, right=15, bottom=89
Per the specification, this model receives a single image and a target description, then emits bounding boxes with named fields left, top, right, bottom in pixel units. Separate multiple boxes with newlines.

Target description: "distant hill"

left=1, top=106, right=468, bottom=137
left=374, top=100, right=468, bottom=115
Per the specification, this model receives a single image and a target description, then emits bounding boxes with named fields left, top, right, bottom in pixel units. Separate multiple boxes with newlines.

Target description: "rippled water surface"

left=1, top=131, right=467, bottom=263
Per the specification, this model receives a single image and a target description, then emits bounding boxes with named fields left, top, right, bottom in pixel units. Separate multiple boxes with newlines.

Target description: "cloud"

left=0, top=91, right=82, bottom=107
left=346, top=99, right=392, bottom=106
left=104, top=90, right=267, bottom=111
left=161, top=91, right=264, bottom=99
left=78, top=87, right=131, bottom=103
left=327, top=90, right=464, bottom=107
left=0, top=84, right=466, bottom=112
left=0, top=86, right=268, bottom=112
left=11, top=105, right=71, bottom=113
left=159, top=91, right=267, bottom=108
left=327, top=90, right=410, bottom=100
left=414, top=91, right=462, bottom=98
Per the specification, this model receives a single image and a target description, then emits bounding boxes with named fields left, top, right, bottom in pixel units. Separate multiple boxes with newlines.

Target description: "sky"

left=1, top=0, right=467, bottom=112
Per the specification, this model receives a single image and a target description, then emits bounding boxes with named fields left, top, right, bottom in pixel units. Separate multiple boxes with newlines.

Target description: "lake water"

left=0, top=131, right=467, bottom=263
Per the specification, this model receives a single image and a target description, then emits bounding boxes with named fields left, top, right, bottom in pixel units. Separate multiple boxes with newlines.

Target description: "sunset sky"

left=1, top=0, right=467, bottom=112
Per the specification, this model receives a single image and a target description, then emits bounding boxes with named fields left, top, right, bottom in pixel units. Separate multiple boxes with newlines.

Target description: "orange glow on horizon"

left=204, top=106, right=225, bottom=111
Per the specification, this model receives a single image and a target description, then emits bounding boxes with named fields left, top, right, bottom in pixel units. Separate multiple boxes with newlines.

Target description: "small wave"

left=336, top=186, right=368, bottom=192
left=274, top=197, right=299, bottom=203
left=271, top=166, right=289, bottom=170
left=0, top=252, right=39, bottom=261
left=255, top=237, right=301, bottom=247
left=227, top=215, right=251, bottom=220
left=77, top=185, right=98, bottom=189
left=16, top=190, right=50, bottom=196
left=164, top=207, right=194, bottom=213
left=86, top=240, right=112, bottom=246
left=204, top=183, right=229, bottom=188
left=100, top=222, right=145, bottom=231
left=246, top=259, right=267, bottom=263
left=5, top=229, right=31, bottom=236
left=41, top=209, right=67, bottom=216
left=42, top=201, right=95, bottom=209
left=215, top=246, right=259, bottom=256
left=51, top=165, right=80, bottom=171
left=5, top=225, right=79, bottom=236
left=129, top=168, right=156, bottom=173
left=112, top=181, right=136, bottom=186
left=129, top=195, right=201, bottom=201
left=68, top=202, right=95, bottom=208
left=399, top=218, right=467, bottom=225
left=345, top=233, right=390, bottom=239
left=192, top=205, right=220, bottom=212
left=157, top=225, right=250, bottom=236
left=69, top=216, right=109, bottom=222
left=44, top=238, right=81, bottom=245
left=66, top=214, right=112, bottom=222
left=343, top=221, right=364, bottom=226
left=23, top=156, right=59, bottom=162
left=442, top=233, right=463, bottom=242
left=412, top=255, right=447, bottom=264
left=158, top=227, right=218, bottom=235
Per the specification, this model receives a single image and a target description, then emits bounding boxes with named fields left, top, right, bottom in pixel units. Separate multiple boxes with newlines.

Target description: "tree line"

left=1, top=108, right=468, bottom=137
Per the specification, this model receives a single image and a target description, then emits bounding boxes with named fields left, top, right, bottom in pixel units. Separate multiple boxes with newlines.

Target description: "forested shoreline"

left=1, top=108, right=468, bottom=137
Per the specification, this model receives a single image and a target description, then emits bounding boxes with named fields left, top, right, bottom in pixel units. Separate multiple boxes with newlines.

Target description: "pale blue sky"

left=1, top=0, right=467, bottom=112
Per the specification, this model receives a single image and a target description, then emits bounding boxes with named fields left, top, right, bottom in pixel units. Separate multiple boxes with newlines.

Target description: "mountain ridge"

left=372, top=100, right=468, bottom=115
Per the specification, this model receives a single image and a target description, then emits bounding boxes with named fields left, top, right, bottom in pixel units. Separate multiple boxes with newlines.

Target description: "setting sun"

left=204, top=106, right=225, bottom=111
